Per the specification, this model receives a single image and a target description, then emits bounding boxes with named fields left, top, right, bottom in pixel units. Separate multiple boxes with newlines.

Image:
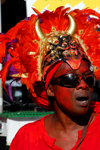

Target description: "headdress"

left=0, top=6, right=100, bottom=109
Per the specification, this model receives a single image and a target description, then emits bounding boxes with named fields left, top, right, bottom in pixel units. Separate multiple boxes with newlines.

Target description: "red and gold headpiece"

left=0, top=6, right=100, bottom=109
left=34, top=14, right=92, bottom=81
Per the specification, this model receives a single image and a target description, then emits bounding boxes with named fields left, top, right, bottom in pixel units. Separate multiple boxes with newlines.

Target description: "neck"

left=52, top=101, right=92, bottom=132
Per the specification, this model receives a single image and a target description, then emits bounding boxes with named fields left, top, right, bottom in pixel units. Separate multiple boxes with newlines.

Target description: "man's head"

left=47, top=59, right=95, bottom=115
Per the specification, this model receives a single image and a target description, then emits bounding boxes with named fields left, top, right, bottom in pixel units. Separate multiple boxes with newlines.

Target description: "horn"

left=35, top=14, right=76, bottom=39
left=35, top=18, right=46, bottom=40
left=67, top=14, right=76, bottom=35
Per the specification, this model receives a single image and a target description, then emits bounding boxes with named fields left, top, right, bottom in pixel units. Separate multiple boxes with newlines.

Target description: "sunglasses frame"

left=50, top=73, right=95, bottom=88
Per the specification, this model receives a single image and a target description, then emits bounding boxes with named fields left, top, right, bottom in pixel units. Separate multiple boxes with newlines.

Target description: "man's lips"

left=76, top=96, right=89, bottom=106
left=76, top=96, right=89, bottom=101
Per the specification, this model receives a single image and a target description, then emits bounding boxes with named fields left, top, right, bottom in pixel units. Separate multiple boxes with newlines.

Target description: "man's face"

left=49, top=60, right=94, bottom=116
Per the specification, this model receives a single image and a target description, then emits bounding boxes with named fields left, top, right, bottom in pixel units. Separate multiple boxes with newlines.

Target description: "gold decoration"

left=94, top=66, right=99, bottom=72
left=79, top=29, right=83, bottom=35
left=32, top=39, right=38, bottom=43
left=28, top=52, right=36, bottom=55
left=51, top=26, right=56, bottom=32
left=67, top=14, right=76, bottom=36
left=11, top=73, right=28, bottom=78
left=34, top=14, right=85, bottom=80
left=35, top=14, right=76, bottom=40
left=35, top=18, right=46, bottom=40
left=47, top=37, right=59, bottom=45
left=74, top=34, right=87, bottom=54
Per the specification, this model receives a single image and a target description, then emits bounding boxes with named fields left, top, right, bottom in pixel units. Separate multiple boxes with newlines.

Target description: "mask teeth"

left=62, top=50, right=68, bottom=56
left=66, top=50, right=70, bottom=56
left=79, top=50, right=83, bottom=55
left=68, top=51, right=71, bottom=55
left=47, top=45, right=50, bottom=50
left=75, top=50, right=78, bottom=55
left=55, top=53, right=59, bottom=58
left=47, top=37, right=59, bottom=45
left=47, top=44, right=53, bottom=51
left=70, top=50, right=74, bottom=56
left=72, top=50, right=75, bottom=56
left=50, top=49, right=56, bottom=55
left=50, top=55, right=55, bottom=61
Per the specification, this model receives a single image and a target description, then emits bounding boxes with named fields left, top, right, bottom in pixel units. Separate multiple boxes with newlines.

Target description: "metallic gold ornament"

left=67, top=14, right=76, bottom=35
left=35, top=14, right=76, bottom=40
left=35, top=18, right=46, bottom=40
left=28, top=52, right=36, bottom=55
left=11, top=73, right=28, bottom=78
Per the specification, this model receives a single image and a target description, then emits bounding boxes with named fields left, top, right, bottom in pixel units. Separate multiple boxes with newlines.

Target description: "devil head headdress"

left=0, top=6, right=100, bottom=109
left=34, top=14, right=92, bottom=81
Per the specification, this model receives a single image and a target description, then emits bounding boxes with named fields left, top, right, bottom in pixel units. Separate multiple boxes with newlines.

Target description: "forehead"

left=54, top=59, right=91, bottom=78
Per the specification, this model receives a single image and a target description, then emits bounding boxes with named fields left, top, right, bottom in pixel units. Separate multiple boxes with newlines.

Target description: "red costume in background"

left=9, top=102, right=100, bottom=150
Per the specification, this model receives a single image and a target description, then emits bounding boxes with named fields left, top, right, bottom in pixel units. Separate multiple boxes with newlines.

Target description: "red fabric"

left=45, top=61, right=63, bottom=89
left=10, top=101, right=100, bottom=150
left=30, top=61, right=63, bottom=109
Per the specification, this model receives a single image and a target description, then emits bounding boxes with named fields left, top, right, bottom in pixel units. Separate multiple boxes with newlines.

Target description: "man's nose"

left=76, top=79, right=89, bottom=90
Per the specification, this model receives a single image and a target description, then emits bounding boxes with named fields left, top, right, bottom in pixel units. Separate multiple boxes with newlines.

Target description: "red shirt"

left=10, top=102, right=100, bottom=150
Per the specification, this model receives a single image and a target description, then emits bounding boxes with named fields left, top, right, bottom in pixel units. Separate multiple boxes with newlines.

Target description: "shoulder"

left=15, top=116, right=44, bottom=136
left=9, top=116, right=45, bottom=150
left=89, top=101, right=100, bottom=126
left=89, top=101, right=100, bottom=113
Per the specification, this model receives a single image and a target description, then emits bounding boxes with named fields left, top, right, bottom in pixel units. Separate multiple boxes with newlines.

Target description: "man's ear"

left=47, top=84, right=54, bottom=97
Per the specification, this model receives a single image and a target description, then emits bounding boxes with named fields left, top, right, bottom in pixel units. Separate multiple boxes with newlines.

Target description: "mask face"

left=50, top=59, right=93, bottom=116
left=42, top=35, right=91, bottom=76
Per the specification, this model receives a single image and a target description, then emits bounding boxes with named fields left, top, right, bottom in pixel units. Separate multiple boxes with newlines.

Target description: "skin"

left=44, top=59, right=96, bottom=150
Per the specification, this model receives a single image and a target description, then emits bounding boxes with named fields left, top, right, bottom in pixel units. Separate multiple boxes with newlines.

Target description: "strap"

left=76, top=112, right=94, bottom=150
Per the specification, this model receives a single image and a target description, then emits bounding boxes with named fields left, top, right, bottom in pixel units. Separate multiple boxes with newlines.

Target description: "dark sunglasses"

left=51, top=73, right=95, bottom=88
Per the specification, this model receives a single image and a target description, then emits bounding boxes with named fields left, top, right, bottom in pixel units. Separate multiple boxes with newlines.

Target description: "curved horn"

left=35, top=18, right=46, bottom=40
left=67, top=14, right=76, bottom=35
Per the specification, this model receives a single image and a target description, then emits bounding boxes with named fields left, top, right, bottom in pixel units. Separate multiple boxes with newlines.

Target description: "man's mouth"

left=76, top=96, right=88, bottom=101
left=76, top=96, right=89, bottom=106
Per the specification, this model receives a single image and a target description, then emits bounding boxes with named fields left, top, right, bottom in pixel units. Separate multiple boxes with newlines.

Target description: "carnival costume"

left=0, top=6, right=100, bottom=150
left=0, top=6, right=100, bottom=109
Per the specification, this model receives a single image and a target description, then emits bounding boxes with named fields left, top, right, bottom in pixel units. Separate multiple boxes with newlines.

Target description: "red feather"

left=0, top=6, right=100, bottom=107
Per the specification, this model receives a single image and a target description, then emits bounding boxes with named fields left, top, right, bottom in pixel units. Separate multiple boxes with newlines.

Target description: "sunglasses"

left=51, top=73, right=95, bottom=88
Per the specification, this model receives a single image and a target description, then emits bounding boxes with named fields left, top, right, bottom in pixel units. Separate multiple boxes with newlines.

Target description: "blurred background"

left=1, top=0, right=49, bottom=113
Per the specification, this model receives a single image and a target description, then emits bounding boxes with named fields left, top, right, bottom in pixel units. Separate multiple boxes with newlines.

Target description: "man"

left=0, top=6, right=100, bottom=150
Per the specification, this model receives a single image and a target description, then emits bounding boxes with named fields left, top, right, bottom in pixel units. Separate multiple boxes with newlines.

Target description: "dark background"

left=1, top=0, right=26, bottom=33
left=1, top=0, right=26, bottom=149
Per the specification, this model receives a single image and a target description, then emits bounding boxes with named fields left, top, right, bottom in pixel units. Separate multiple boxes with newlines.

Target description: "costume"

left=0, top=6, right=100, bottom=150
left=9, top=101, right=100, bottom=150
left=0, top=6, right=100, bottom=109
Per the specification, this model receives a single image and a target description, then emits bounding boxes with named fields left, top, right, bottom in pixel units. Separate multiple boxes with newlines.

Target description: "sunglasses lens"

left=60, top=74, right=80, bottom=87
left=85, top=75, right=95, bottom=87
left=51, top=73, right=95, bottom=88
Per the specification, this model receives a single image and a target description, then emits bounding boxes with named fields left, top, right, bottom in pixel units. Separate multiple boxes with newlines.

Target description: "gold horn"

left=35, top=18, right=46, bottom=40
left=67, top=14, right=76, bottom=35
left=35, top=14, right=76, bottom=39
